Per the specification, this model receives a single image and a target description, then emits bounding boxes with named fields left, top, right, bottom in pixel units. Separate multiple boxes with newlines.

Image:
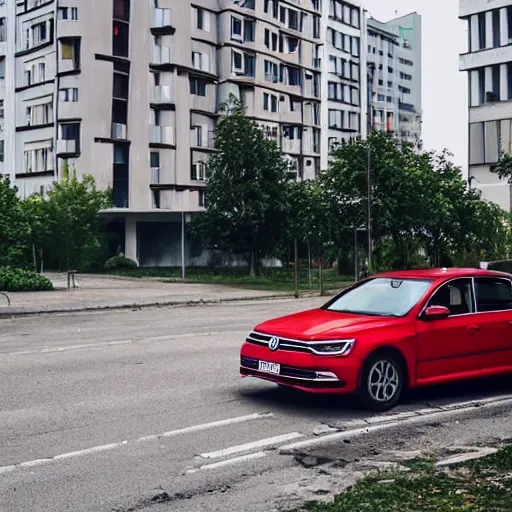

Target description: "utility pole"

left=366, top=63, right=375, bottom=274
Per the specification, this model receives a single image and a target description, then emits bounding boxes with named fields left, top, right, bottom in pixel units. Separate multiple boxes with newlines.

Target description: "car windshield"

left=326, top=277, right=433, bottom=317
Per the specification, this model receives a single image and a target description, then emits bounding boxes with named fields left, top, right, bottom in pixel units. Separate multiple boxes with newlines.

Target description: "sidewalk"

left=0, top=273, right=307, bottom=317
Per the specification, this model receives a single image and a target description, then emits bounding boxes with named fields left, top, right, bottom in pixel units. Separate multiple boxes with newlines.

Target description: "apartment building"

left=0, top=1, right=422, bottom=267
left=460, top=0, right=512, bottom=211
left=320, top=0, right=365, bottom=169
left=366, top=12, right=422, bottom=144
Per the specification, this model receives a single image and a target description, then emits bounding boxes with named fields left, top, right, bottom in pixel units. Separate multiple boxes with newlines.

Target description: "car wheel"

left=358, top=352, right=405, bottom=412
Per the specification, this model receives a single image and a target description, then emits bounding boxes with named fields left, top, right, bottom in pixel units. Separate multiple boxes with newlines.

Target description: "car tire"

left=358, top=352, right=405, bottom=412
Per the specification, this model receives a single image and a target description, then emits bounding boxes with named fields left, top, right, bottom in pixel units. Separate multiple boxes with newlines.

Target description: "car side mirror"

left=422, top=305, right=450, bottom=321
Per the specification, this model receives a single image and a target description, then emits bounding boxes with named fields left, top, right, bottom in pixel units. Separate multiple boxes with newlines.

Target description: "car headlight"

left=309, top=339, right=356, bottom=356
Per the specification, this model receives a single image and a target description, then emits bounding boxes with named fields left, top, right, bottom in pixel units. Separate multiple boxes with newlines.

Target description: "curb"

left=0, top=290, right=333, bottom=318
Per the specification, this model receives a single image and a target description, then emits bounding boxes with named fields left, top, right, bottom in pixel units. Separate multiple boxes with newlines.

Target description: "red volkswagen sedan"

left=240, top=268, right=512, bottom=411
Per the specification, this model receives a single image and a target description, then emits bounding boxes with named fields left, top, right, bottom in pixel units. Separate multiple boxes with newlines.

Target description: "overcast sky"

left=364, top=0, right=468, bottom=174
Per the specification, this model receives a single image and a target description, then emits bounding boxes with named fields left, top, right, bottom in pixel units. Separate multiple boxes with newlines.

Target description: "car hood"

left=254, top=308, right=408, bottom=340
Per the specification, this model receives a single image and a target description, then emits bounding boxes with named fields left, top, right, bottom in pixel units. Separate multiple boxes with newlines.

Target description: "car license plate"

left=258, top=360, right=280, bottom=375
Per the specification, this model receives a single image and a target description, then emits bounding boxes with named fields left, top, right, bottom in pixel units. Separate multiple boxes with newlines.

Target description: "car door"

left=473, top=276, right=512, bottom=372
left=415, top=277, right=481, bottom=383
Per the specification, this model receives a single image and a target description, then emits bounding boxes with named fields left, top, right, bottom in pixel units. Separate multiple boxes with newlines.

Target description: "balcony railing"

left=152, top=46, right=172, bottom=65
left=151, top=166, right=160, bottom=184
left=111, top=122, right=127, bottom=139
left=153, top=8, right=171, bottom=28
left=150, top=125, right=173, bottom=145
left=151, top=85, right=172, bottom=104
left=56, top=139, right=76, bottom=154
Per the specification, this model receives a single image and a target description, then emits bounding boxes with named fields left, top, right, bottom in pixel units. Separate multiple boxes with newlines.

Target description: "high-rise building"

left=366, top=12, right=422, bottom=145
left=0, top=1, right=422, bottom=266
left=460, top=0, right=512, bottom=211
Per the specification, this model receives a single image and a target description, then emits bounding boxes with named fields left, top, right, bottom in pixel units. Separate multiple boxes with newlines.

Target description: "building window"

left=0, top=140, right=4, bottom=162
left=26, top=100, right=53, bottom=126
left=58, top=7, right=78, bottom=20
left=492, top=65, right=501, bottom=101
left=59, top=87, right=79, bottom=102
left=231, top=16, right=242, bottom=39
left=478, top=12, right=486, bottom=50
left=60, top=37, right=80, bottom=69
left=113, top=21, right=129, bottom=57
left=199, top=190, right=205, bottom=207
left=191, top=162, right=206, bottom=181
left=264, top=60, right=278, bottom=83
left=0, top=18, right=5, bottom=42
left=113, top=0, right=130, bottom=21
left=263, top=92, right=278, bottom=112
left=194, top=7, right=210, bottom=32
left=189, top=77, right=206, bottom=96
left=492, top=9, right=500, bottom=48
left=232, top=50, right=255, bottom=77
left=244, top=19, right=255, bottom=42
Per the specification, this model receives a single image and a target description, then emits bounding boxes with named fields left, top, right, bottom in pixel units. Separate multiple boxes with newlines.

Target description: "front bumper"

left=240, top=342, right=361, bottom=394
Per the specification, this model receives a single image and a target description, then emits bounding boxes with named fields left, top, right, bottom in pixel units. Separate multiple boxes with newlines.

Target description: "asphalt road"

left=2, top=298, right=512, bottom=512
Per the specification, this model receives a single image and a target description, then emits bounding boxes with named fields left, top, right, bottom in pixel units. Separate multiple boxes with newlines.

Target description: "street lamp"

left=366, top=63, right=376, bottom=274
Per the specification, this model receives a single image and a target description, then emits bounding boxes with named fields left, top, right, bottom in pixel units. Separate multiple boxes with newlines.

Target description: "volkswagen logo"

left=269, top=336, right=280, bottom=351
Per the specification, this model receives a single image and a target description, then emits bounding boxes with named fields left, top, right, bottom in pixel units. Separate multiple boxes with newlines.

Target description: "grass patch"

left=103, top=267, right=353, bottom=293
left=297, top=445, right=512, bottom=512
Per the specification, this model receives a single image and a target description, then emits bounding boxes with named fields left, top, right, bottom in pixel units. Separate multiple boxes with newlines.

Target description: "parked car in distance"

left=240, top=268, right=512, bottom=411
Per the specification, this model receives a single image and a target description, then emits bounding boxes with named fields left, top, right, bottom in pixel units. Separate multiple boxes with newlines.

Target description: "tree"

left=32, top=169, right=111, bottom=271
left=0, top=177, right=31, bottom=268
left=325, top=131, right=429, bottom=269
left=193, top=95, right=291, bottom=276
left=490, top=151, right=512, bottom=184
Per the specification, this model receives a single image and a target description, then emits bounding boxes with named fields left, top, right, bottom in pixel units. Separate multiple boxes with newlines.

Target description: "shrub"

left=0, top=267, right=53, bottom=292
left=487, top=260, right=512, bottom=274
left=104, top=254, right=138, bottom=270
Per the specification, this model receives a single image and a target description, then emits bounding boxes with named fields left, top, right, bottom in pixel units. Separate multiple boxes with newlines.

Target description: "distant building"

left=460, top=0, right=512, bottom=211
left=366, top=12, right=422, bottom=145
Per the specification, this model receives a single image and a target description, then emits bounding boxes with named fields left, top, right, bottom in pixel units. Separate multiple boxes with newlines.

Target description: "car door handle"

left=467, top=324, right=480, bottom=332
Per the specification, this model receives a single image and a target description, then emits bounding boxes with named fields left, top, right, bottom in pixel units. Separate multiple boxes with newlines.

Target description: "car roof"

left=374, top=268, right=511, bottom=280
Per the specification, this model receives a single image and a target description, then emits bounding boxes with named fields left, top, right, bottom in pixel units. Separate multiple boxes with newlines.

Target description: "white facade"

left=460, top=0, right=512, bottom=211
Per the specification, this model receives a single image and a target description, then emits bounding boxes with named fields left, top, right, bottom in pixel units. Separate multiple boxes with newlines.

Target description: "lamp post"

left=367, top=62, right=376, bottom=274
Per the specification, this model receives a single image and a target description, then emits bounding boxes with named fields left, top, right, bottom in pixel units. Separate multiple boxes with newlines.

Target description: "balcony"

left=150, top=85, right=173, bottom=104
left=151, top=167, right=160, bottom=184
left=151, top=8, right=174, bottom=35
left=56, top=139, right=77, bottom=155
left=111, top=122, right=127, bottom=140
left=281, top=139, right=301, bottom=154
left=151, top=46, right=172, bottom=66
left=150, top=125, right=174, bottom=146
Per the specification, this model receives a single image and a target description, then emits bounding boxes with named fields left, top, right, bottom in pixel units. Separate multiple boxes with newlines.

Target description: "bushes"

left=104, top=254, right=138, bottom=270
left=0, top=267, right=53, bottom=292
left=488, top=260, right=512, bottom=274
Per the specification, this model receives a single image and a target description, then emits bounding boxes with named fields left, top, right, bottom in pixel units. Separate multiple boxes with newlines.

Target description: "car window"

left=325, top=278, right=432, bottom=317
left=475, top=277, right=512, bottom=312
left=427, top=278, right=475, bottom=316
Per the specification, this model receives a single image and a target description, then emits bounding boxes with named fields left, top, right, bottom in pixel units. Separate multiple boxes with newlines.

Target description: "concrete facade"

left=0, top=1, right=423, bottom=266
left=460, top=0, right=512, bottom=210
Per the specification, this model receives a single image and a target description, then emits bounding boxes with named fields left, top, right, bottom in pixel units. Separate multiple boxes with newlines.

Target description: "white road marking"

left=0, top=412, right=273, bottom=475
left=279, top=396, right=512, bottom=454
left=137, top=412, right=273, bottom=442
left=0, top=330, right=249, bottom=357
left=187, top=452, right=267, bottom=473
left=200, top=432, right=304, bottom=460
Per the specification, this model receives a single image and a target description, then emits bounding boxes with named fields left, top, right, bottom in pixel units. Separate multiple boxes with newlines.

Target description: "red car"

left=240, top=268, right=512, bottom=411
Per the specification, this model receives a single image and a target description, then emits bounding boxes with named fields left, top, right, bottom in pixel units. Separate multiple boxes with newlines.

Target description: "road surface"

left=2, top=298, right=512, bottom=511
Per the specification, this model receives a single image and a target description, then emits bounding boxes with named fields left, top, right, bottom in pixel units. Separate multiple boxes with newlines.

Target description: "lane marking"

left=137, top=412, right=273, bottom=442
left=279, top=396, right=512, bottom=454
left=0, top=412, right=273, bottom=475
left=0, top=330, right=249, bottom=357
left=200, top=432, right=303, bottom=460
left=187, top=452, right=267, bottom=473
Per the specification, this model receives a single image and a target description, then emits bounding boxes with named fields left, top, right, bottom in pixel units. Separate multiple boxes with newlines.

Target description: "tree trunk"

left=307, top=240, right=312, bottom=288
left=294, top=238, right=299, bottom=299
left=32, top=243, right=37, bottom=272
left=318, top=254, right=324, bottom=296
left=249, top=248, right=256, bottom=277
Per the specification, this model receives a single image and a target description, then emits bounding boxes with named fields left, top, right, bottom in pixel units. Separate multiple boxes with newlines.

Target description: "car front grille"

left=246, top=331, right=316, bottom=354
